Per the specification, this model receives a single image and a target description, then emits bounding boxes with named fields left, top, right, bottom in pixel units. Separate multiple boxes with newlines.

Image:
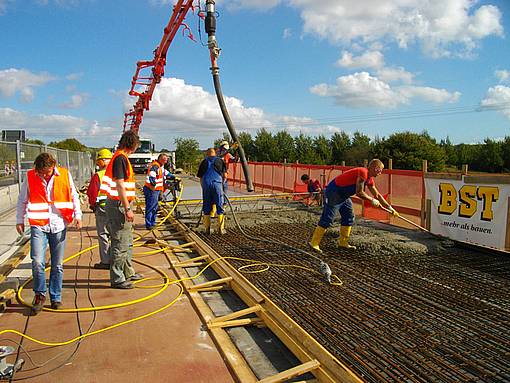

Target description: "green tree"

left=25, top=139, right=45, bottom=145
left=49, top=138, right=87, bottom=152
left=344, top=131, right=371, bottom=166
left=174, top=137, right=201, bottom=172
left=501, top=136, right=510, bottom=172
left=440, top=136, right=458, bottom=168
left=455, top=143, right=480, bottom=170
left=313, top=135, right=332, bottom=164
left=274, top=131, right=295, bottom=163
left=238, top=132, right=256, bottom=161
left=475, top=138, right=503, bottom=173
left=380, top=131, right=445, bottom=171
left=330, top=132, right=351, bottom=164
left=213, top=132, right=231, bottom=149
left=254, top=128, right=277, bottom=162
left=294, top=133, right=315, bottom=164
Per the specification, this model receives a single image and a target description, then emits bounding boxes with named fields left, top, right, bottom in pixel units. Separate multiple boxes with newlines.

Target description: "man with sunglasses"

left=309, top=159, right=398, bottom=252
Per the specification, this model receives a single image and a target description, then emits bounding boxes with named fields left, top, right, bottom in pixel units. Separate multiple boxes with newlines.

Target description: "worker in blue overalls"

left=197, top=148, right=227, bottom=235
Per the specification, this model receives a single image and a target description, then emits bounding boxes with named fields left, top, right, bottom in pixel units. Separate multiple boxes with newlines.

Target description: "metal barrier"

left=0, top=140, right=94, bottom=189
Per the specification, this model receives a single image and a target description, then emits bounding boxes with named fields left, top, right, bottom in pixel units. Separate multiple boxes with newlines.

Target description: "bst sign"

left=425, top=178, right=509, bottom=250
left=438, top=184, right=499, bottom=221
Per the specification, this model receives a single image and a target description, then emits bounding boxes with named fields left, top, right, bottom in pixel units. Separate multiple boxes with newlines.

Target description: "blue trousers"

left=143, top=186, right=160, bottom=228
left=318, top=192, right=354, bottom=228
left=202, top=181, right=224, bottom=215
left=30, top=226, right=67, bottom=302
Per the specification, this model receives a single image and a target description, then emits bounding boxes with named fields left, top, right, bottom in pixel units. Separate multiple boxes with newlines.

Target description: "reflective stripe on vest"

left=27, top=167, right=74, bottom=226
left=95, top=169, right=108, bottom=207
left=100, top=150, right=136, bottom=201
left=144, top=161, right=164, bottom=191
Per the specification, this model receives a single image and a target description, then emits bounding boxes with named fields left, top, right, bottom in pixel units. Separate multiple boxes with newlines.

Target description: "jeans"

left=318, top=192, right=354, bottom=228
left=143, top=186, right=160, bottom=228
left=30, top=226, right=67, bottom=302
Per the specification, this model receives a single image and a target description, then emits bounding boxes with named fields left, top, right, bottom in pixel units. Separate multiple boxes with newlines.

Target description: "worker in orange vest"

left=143, top=153, right=168, bottom=229
left=100, top=131, right=142, bottom=289
left=16, top=153, right=82, bottom=314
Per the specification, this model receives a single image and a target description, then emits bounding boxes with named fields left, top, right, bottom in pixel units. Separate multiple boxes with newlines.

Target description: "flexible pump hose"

left=205, top=0, right=254, bottom=192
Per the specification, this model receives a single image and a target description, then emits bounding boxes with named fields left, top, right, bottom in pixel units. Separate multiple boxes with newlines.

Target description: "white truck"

left=128, top=138, right=158, bottom=174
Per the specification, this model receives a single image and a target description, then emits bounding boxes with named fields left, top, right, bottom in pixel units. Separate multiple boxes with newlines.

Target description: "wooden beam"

left=208, top=317, right=263, bottom=329
left=257, top=360, right=321, bottom=383
left=210, top=305, right=263, bottom=324
left=176, top=254, right=211, bottom=266
left=189, top=276, right=232, bottom=291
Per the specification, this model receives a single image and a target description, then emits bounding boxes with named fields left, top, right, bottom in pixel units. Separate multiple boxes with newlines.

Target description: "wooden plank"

left=210, top=305, right=263, bottom=324
left=464, top=175, right=510, bottom=184
left=176, top=254, right=211, bottom=266
left=152, top=226, right=258, bottom=383
left=208, top=318, right=263, bottom=329
left=424, top=173, right=462, bottom=180
left=258, top=360, right=321, bottom=383
left=189, top=276, right=232, bottom=291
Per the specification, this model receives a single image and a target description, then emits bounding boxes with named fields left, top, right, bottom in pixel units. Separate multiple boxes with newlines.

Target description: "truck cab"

left=128, top=139, right=158, bottom=173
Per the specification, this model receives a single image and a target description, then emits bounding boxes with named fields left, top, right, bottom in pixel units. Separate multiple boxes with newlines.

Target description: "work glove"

left=231, top=142, right=239, bottom=150
left=388, top=205, right=400, bottom=217
left=370, top=198, right=380, bottom=208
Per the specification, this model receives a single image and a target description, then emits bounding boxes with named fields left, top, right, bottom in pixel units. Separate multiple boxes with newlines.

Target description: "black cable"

left=8, top=314, right=30, bottom=382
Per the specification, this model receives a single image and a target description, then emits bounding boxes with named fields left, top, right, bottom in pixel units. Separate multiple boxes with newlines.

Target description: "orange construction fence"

left=227, top=161, right=424, bottom=223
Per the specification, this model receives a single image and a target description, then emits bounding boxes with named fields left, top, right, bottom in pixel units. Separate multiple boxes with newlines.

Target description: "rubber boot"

left=308, top=226, right=326, bottom=253
left=203, top=215, right=211, bottom=235
left=217, top=214, right=226, bottom=235
left=210, top=204, right=217, bottom=218
left=338, top=226, right=356, bottom=249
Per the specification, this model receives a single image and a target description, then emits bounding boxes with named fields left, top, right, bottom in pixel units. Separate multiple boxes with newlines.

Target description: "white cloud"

left=35, top=0, right=81, bottom=7
left=0, top=107, right=117, bottom=145
left=122, top=77, right=352, bottom=146
left=59, top=93, right=87, bottom=109
left=376, top=66, right=415, bottom=84
left=222, top=0, right=503, bottom=58
left=480, top=85, right=510, bottom=119
left=66, top=72, right=83, bottom=81
left=398, top=86, right=460, bottom=103
left=310, top=72, right=460, bottom=108
left=495, top=69, right=510, bottom=83
left=283, top=28, right=292, bottom=39
left=0, top=68, right=55, bottom=102
left=336, top=50, right=384, bottom=69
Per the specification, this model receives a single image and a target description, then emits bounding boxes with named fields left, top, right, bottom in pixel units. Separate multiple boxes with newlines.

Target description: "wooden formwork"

left=156, top=209, right=363, bottom=383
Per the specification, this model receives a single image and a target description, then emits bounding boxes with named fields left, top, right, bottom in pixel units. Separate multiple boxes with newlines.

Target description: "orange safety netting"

left=228, top=161, right=424, bottom=222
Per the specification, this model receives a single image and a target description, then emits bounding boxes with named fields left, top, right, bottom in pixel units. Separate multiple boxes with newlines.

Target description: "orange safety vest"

left=144, top=161, right=164, bottom=191
left=27, top=167, right=74, bottom=226
left=100, top=150, right=136, bottom=201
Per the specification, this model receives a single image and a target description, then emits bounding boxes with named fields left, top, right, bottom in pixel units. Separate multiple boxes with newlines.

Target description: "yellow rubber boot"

left=210, top=204, right=217, bottom=218
left=338, top=226, right=356, bottom=249
left=203, top=215, right=211, bottom=235
left=308, top=226, right=326, bottom=253
left=217, top=214, right=226, bottom=235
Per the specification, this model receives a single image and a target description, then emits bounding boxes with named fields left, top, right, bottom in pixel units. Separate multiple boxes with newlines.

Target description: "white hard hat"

left=219, top=141, right=229, bottom=150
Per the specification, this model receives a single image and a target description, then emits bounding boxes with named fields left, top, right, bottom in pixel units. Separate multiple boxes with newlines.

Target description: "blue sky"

left=0, top=0, right=509, bottom=149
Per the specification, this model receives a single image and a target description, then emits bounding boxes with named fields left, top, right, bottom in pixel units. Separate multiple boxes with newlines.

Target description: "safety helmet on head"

left=219, top=141, right=229, bottom=150
left=96, top=148, right=113, bottom=161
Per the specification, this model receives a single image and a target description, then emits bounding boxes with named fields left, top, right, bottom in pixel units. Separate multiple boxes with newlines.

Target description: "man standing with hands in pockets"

left=100, top=131, right=143, bottom=289
left=16, top=152, right=82, bottom=314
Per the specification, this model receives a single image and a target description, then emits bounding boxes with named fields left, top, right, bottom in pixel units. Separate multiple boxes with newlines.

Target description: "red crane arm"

left=124, top=0, right=195, bottom=134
